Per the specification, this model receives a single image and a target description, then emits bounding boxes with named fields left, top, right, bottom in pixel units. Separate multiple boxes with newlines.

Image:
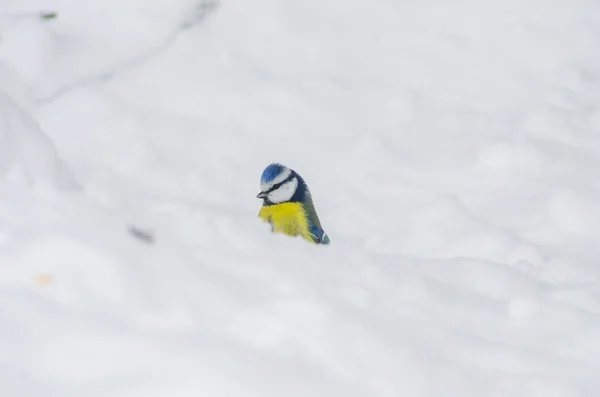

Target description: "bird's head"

left=257, top=163, right=306, bottom=205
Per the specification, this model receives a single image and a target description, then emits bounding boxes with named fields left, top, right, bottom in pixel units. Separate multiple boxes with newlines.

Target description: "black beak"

left=256, top=191, right=267, bottom=199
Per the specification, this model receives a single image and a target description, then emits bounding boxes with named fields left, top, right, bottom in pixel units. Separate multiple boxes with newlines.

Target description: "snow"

left=1, top=0, right=600, bottom=396
left=0, top=88, right=77, bottom=190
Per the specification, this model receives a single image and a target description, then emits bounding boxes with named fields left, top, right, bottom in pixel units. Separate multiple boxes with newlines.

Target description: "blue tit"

left=256, top=163, right=330, bottom=245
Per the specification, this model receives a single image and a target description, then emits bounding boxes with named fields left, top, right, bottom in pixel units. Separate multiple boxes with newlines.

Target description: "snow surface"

left=1, top=0, right=600, bottom=396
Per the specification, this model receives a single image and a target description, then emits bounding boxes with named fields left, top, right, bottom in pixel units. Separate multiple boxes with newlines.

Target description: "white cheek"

left=268, top=178, right=298, bottom=203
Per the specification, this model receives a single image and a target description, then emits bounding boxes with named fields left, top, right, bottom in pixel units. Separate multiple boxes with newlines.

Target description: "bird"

left=257, top=163, right=330, bottom=245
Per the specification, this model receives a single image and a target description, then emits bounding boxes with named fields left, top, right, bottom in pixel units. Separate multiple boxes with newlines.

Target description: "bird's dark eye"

left=266, top=174, right=294, bottom=194
left=270, top=181, right=284, bottom=191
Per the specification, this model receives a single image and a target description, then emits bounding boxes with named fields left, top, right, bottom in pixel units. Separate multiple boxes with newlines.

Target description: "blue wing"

left=309, top=223, right=330, bottom=245
left=302, top=193, right=330, bottom=244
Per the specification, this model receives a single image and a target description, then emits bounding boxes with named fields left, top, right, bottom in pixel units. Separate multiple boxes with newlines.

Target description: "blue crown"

left=260, top=163, right=288, bottom=184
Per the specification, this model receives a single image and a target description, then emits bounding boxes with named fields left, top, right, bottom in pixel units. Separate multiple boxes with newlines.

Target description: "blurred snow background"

left=1, top=0, right=600, bottom=396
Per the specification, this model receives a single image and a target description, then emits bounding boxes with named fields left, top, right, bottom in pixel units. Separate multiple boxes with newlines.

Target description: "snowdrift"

left=1, top=0, right=600, bottom=396
left=0, top=88, right=77, bottom=189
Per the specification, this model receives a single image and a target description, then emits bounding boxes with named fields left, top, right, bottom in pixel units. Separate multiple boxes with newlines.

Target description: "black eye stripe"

left=265, top=174, right=295, bottom=194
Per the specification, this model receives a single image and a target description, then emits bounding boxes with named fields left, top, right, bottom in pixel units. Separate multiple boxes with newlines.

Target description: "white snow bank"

left=1, top=0, right=600, bottom=396
left=0, top=88, right=77, bottom=189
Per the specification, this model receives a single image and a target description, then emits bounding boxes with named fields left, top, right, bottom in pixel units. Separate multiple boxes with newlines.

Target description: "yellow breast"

left=258, top=202, right=315, bottom=243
